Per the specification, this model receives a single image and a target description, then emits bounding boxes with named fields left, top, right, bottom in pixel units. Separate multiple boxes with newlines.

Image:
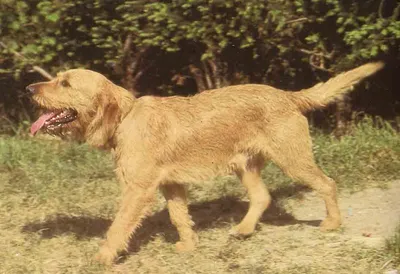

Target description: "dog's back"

left=118, top=62, right=384, bottom=184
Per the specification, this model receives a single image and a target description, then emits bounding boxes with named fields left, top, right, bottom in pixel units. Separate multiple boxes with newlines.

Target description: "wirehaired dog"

left=27, top=62, right=383, bottom=265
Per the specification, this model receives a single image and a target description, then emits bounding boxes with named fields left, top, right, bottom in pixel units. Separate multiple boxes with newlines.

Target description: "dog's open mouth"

left=30, top=109, right=78, bottom=135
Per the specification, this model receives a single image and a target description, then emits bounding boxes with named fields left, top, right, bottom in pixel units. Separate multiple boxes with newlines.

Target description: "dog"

left=26, top=62, right=383, bottom=265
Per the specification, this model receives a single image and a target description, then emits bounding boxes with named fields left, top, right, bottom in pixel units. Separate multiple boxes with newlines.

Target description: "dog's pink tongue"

left=30, top=112, right=56, bottom=136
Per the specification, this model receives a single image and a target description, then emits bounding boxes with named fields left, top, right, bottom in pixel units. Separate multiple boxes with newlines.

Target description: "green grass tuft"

left=0, top=137, right=118, bottom=216
left=312, top=117, right=400, bottom=190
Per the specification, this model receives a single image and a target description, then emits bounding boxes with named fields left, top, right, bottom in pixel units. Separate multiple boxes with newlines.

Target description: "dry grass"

left=386, top=224, right=400, bottom=267
left=0, top=170, right=396, bottom=274
left=0, top=118, right=399, bottom=273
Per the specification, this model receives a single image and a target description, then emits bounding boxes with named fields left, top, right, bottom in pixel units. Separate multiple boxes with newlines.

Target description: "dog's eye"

left=60, top=80, right=70, bottom=87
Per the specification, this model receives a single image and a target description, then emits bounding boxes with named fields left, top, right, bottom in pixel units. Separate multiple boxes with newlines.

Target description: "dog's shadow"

left=22, top=184, right=320, bottom=252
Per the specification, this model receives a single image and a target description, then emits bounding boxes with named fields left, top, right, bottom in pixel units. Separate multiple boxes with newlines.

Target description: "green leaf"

left=10, top=21, right=20, bottom=30
left=46, top=13, right=59, bottom=23
left=380, top=44, right=389, bottom=52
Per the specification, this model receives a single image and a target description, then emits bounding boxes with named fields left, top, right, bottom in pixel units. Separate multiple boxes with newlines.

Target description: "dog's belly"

left=162, top=153, right=252, bottom=184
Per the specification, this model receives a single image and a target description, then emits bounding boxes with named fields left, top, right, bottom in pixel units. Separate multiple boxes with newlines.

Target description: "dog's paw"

left=320, top=217, right=342, bottom=231
left=94, top=246, right=117, bottom=266
left=175, top=240, right=196, bottom=252
left=229, top=224, right=255, bottom=238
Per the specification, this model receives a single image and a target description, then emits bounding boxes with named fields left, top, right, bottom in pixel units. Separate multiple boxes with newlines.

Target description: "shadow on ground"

left=22, top=184, right=318, bottom=253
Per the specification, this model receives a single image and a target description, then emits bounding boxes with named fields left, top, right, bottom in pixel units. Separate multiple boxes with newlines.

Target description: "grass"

left=0, top=117, right=399, bottom=273
left=311, top=117, right=400, bottom=190
left=386, top=224, right=400, bottom=267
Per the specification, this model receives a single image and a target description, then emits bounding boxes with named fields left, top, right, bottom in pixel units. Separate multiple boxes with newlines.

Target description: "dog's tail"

left=292, top=62, right=384, bottom=112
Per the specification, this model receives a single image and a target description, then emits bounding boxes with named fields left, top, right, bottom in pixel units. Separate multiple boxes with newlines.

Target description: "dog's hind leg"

left=161, top=183, right=198, bottom=252
left=265, top=115, right=342, bottom=230
left=95, top=182, right=157, bottom=265
left=230, top=155, right=271, bottom=237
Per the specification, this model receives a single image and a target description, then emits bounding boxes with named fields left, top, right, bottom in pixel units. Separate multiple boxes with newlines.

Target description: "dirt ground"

left=107, top=180, right=400, bottom=274
left=2, top=175, right=399, bottom=274
left=289, top=180, right=400, bottom=245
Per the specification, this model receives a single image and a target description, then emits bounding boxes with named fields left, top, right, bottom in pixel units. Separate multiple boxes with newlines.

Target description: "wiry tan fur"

left=27, top=62, right=384, bottom=265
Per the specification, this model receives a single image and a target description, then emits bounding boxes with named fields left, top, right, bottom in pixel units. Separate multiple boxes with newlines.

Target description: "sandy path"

left=288, top=180, right=400, bottom=246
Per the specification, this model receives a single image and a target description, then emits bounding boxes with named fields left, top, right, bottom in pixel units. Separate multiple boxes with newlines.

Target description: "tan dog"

left=27, top=62, right=383, bottom=265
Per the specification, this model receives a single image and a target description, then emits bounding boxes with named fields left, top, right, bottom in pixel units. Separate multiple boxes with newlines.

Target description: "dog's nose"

left=26, top=85, right=36, bottom=94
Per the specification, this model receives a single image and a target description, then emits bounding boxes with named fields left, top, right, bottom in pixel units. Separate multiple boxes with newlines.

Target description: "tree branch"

left=296, top=48, right=335, bottom=60
left=284, top=17, right=309, bottom=25
left=202, top=61, right=213, bottom=90
left=132, top=61, right=154, bottom=83
left=189, top=65, right=206, bottom=92
left=308, top=55, right=333, bottom=73
left=0, top=41, right=53, bottom=80
left=392, top=3, right=400, bottom=19
left=123, top=33, right=133, bottom=53
left=131, top=47, right=149, bottom=76
left=309, top=61, right=333, bottom=73
left=119, top=34, right=151, bottom=95
left=207, top=59, right=221, bottom=88
left=31, top=66, right=53, bottom=80
left=379, top=0, right=386, bottom=18
left=293, top=46, right=335, bottom=72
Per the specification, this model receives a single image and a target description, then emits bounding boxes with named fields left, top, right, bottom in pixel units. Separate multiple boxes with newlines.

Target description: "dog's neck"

left=114, top=85, right=136, bottom=122
left=85, top=83, right=136, bottom=150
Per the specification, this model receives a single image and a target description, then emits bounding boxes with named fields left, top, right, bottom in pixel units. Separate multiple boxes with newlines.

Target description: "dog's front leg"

left=160, top=183, right=198, bottom=252
left=95, top=183, right=157, bottom=265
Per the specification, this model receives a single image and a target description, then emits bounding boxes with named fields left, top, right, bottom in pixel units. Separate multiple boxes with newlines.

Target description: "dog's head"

left=27, top=69, right=134, bottom=148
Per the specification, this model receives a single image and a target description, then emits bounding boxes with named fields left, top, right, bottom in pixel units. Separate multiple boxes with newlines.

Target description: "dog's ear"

left=85, top=81, right=133, bottom=149
left=85, top=92, right=120, bottom=149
